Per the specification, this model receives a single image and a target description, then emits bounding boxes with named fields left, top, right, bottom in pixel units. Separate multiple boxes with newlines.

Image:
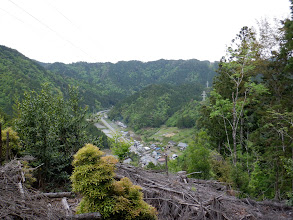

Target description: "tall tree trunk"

left=232, top=92, right=237, bottom=166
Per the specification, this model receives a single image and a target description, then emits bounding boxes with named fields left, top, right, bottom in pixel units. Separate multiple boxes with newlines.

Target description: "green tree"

left=248, top=4, right=293, bottom=200
left=15, top=84, right=88, bottom=186
left=169, top=130, right=211, bottom=179
left=206, top=20, right=293, bottom=200
left=210, top=27, right=268, bottom=166
left=71, top=144, right=157, bottom=219
left=0, top=127, right=21, bottom=162
left=110, top=135, right=130, bottom=161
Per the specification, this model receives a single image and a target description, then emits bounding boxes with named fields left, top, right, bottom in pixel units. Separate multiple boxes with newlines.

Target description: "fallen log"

left=35, top=192, right=75, bottom=198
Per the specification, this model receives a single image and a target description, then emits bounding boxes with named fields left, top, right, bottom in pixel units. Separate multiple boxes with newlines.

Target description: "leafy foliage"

left=43, top=59, right=217, bottom=111
left=110, top=136, right=131, bottom=161
left=84, top=123, right=110, bottom=149
left=166, top=100, right=201, bottom=128
left=198, top=13, right=293, bottom=201
left=71, top=144, right=157, bottom=220
left=0, top=127, right=21, bottom=162
left=14, top=85, right=89, bottom=187
left=109, top=83, right=203, bottom=130
left=169, top=130, right=212, bottom=179
left=0, top=46, right=60, bottom=114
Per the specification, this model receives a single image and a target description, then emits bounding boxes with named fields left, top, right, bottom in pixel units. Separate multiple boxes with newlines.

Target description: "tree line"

left=171, top=7, right=293, bottom=203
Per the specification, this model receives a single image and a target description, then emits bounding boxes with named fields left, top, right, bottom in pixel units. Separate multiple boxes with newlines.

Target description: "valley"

left=1, top=13, right=293, bottom=218
left=95, top=110, right=192, bottom=167
left=1, top=1, right=293, bottom=219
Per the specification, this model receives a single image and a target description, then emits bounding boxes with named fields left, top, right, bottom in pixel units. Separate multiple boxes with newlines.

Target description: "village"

left=95, top=110, right=189, bottom=167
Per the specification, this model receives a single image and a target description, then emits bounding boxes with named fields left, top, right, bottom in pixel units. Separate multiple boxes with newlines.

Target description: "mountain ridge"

left=0, top=45, right=218, bottom=115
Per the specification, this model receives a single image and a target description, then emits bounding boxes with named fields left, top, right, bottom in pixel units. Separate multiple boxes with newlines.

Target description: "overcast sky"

left=1, top=0, right=291, bottom=64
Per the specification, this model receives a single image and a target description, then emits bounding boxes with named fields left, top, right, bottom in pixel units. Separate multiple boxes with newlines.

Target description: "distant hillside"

left=108, top=83, right=203, bottom=130
left=0, top=45, right=59, bottom=114
left=0, top=45, right=218, bottom=116
left=44, top=59, right=218, bottom=110
left=165, top=100, right=202, bottom=128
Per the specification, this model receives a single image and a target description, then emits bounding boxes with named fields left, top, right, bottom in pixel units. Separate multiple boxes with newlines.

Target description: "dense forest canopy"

left=0, top=46, right=60, bottom=114
left=108, top=83, right=204, bottom=130
left=43, top=59, right=217, bottom=110
left=0, top=45, right=218, bottom=116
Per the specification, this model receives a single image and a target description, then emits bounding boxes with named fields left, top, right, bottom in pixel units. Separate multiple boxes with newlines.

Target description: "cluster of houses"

left=125, top=139, right=188, bottom=167
left=110, top=120, right=189, bottom=168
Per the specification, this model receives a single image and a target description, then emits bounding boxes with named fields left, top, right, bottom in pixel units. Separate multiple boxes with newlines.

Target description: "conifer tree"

left=71, top=144, right=157, bottom=220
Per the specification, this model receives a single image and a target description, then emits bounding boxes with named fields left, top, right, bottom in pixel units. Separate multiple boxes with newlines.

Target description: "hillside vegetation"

left=108, top=83, right=204, bottom=130
left=172, top=22, right=293, bottom=203
left=1, top=2, right=293, bottom=217
left=166, top=100, right=202, bottom=128
left=43, top=59, right=217, bottom=110
left=0, top=46, right=59, bottom=114
left=0, top=45, right=217, bottom=116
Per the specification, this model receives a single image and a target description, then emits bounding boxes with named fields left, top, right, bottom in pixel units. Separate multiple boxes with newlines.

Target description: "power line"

left=44, top=0, right=106, bottom=61
left=44, top=0, right=78, bottom=29
left=7, top=0, right=93, bottom=60
left=0, top=5, right=47, bottom=45
left=0, top=7, right=25, bottom=24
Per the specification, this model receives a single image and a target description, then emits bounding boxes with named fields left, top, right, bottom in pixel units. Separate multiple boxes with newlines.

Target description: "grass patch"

left=170, top=128, right=195, bottom=144
left=138, top=125, right=195, bottom=145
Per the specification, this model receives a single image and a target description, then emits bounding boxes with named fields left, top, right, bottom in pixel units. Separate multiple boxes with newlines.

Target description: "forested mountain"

left=0, top=45, right=217, bottom=116
left=108, top=83, right=203, bottom=130
left=43, top=59, right=217, bottom=111
left=1, top=2, right=293, bottom=215
left=0, top=46, right=59, bottom=114
left=166, top=100, right=202, bottom=128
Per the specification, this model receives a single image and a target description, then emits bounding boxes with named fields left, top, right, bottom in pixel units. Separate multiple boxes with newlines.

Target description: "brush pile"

left=116, top=163, right=293, bottom=220
left=0, top=158, right=62, bottom=220
left=1, top=160, right=292, bottom=220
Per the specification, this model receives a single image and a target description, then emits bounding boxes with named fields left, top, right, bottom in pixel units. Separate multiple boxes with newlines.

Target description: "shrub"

left=71, top=144, right=157, bottom=219
left=1, top=127, right=21, bottom=161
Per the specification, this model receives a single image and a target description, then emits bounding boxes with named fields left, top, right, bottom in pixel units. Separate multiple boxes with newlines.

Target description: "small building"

left=140, top=155, right=157, bottom=167
left=137, top=145, right=144, bottom=152
left=171, top=154, right=178, bottom=160
left=178, top=142, right=188, bottom=151
left=129, top=145, right=139, bottom=154
left=168, top=141, right=177, bottom=146
left=117, top=121, right=127, bottom=128
left=144, top=146, right=150, bottom=151
left=157, top=157, right=166, bottom=164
